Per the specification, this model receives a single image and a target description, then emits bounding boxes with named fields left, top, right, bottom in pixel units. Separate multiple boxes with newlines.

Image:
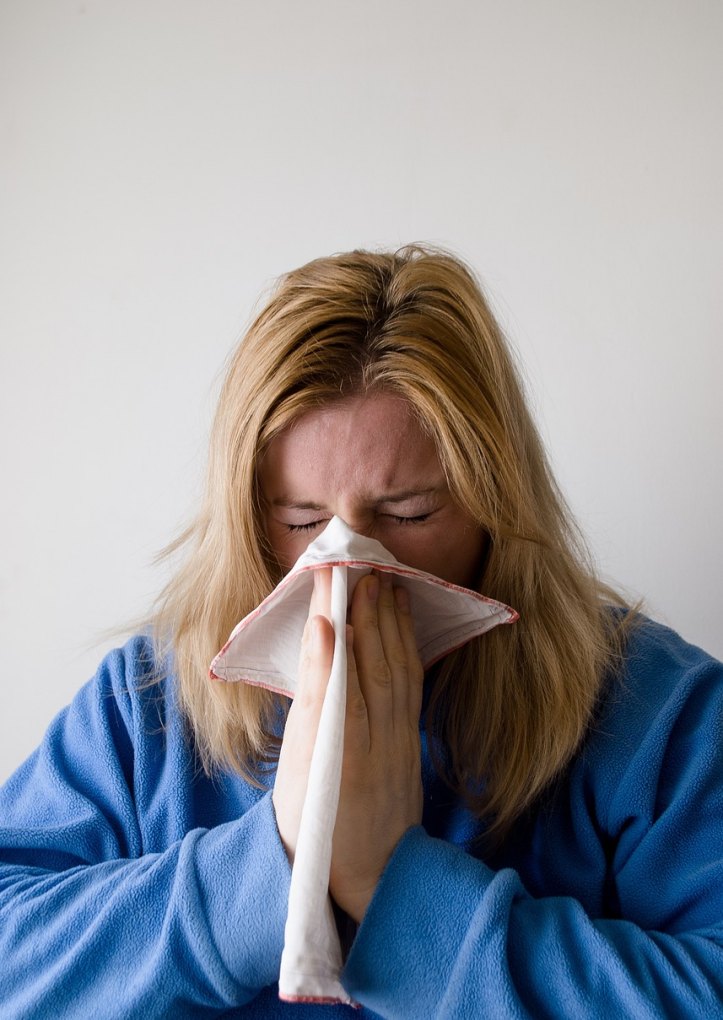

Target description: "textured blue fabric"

left=1, top=621, right=722, bottom=1018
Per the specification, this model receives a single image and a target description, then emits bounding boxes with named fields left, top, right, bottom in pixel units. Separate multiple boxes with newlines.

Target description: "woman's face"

left=259, top=392, right=487, bottom=587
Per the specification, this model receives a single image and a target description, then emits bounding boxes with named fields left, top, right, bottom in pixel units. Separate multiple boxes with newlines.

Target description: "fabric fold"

left=209, top=516, right=518, bottom=1003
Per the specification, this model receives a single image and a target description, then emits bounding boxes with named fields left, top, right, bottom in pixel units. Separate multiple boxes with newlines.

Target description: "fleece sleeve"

left=343, top=655, right=723, bottom=1019
left=0, top=646, right=291, bottom=1018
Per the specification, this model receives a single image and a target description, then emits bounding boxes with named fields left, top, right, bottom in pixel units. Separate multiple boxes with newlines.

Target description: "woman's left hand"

left=329, top=571, right=425, bottom=923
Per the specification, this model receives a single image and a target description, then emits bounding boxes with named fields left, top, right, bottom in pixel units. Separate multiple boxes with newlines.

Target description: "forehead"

left=259, top=393, right=443, bottom=500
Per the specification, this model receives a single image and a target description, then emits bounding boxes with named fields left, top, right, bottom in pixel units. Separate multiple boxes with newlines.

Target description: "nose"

left=333, top=510, right=376, bottom=540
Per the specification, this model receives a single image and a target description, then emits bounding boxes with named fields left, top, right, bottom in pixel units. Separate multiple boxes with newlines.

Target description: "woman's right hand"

left=272, top=568, right=335, bottom=863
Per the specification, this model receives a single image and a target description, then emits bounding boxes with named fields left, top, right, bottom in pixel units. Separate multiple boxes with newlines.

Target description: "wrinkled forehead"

left=258, top=393, right=444, bottom=503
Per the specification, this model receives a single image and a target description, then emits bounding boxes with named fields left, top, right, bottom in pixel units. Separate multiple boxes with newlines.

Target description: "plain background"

left=1, top=1, right=721, bottom=783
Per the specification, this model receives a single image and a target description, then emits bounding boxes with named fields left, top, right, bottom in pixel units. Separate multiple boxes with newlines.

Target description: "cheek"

left=452, top=532, right=489, bottom=588
left=265, top=520, right=312, bottom=572
left=377, top=527, right=484, bottom=587
left=423, top=525, right=488, bottom=588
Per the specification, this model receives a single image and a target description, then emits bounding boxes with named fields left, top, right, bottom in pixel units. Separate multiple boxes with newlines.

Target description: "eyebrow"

left=271, top=487, right=445, bottom=510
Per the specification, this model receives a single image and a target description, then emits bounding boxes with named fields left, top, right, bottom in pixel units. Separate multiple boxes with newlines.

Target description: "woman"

left=1, top=246, right=721, bottom=1018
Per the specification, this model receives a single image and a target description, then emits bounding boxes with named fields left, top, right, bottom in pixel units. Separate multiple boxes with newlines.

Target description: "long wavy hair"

left=151, top=245, right=632, bottom=841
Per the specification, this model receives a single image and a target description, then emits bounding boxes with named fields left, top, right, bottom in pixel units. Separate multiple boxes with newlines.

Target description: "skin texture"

left=261, top=393, right=487, bottom=923
left=260, top=393, right=485, bottom=586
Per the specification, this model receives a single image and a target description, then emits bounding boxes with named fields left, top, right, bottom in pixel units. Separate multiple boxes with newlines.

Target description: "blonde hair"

left=152, top=245, right=633, bottom=841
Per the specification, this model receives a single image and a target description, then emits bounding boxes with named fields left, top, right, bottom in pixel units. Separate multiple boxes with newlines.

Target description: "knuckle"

left=345, top=687, right=368, bottom=720
left=356, top=605, right=379, bottom=632
left=295, top=686, right=322, bottom=712
left=371, top=659, right=393, bottom=688
left=389, top=648, right=409, bottom=672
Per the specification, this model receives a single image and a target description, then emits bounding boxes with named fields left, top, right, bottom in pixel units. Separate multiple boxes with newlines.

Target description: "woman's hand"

left=272, top=568, right=335, bottom=864
left=272, top=568, right=424, bottom=923
left=330, top=571, right=424, bottom=923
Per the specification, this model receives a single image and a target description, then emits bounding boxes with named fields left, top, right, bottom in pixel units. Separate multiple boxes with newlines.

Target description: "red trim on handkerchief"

left=208, top=558, right=518, bottom=682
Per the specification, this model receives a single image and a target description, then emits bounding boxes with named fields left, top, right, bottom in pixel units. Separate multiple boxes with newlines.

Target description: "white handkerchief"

left=210, top=516, right=517, bottom=1004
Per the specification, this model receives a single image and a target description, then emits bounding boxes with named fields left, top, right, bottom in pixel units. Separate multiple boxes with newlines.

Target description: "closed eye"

left=285, top=520, right=326, bottom=534
left=284, top=511, right=435, bottom=534
left=386, top=512, right=433, bottom=526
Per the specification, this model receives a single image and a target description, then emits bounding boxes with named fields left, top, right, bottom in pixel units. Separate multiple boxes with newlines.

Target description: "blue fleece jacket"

left=1, top=618, right=722, bottom=1018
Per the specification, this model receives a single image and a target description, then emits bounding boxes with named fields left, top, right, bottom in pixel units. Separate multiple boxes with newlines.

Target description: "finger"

left=308, top=566, right=332, bottom=622
left=296, top=612, right=334, bottom=713
left=349, top=572, right=394, bottom=738
left=343, top=624, right=369, bottom=752
left=376, top=571, right=410, bottom=723
left=393, top=584, right=424, bottom=721
left=275, top=611, right=334, bottom=863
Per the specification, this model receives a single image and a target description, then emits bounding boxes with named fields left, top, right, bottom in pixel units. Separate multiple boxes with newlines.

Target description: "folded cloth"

left=210, top=516, right=518, bottom=1004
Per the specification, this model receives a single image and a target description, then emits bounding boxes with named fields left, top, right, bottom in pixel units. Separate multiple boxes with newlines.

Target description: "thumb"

left=295, top=612, right=334, bottom=713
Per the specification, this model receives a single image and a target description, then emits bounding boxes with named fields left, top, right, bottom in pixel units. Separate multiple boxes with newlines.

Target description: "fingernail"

left=394, top=585, right=410, bottom=612
left=367, top=575, right=379, bottom=601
